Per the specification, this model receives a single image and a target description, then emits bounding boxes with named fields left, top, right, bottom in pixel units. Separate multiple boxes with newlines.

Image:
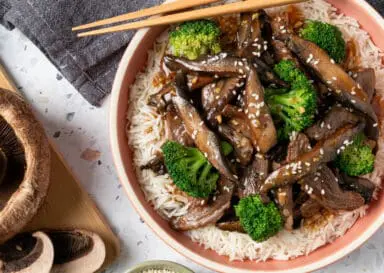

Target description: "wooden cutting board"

left=0, top=63, right=120, bottom=271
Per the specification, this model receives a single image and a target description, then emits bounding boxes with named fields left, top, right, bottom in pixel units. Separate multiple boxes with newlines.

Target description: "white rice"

left=127, top=0, right=384, bottom=262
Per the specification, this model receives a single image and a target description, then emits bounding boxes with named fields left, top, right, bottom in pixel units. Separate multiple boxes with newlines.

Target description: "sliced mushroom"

left=354, top=68, right=376, bottom=103
left=305, top=105, right=361, bottom=141
left=202, top=77, right=242, bottom=127
left=217, top=124, right=253, bottom=166
left=244, top=68, right=277, bottom=153
left=252, top=58, right=289, bottom=87
left=217, top=221, right=245, bottom=233
left=300, top=198, right=322, bottom=218
left=147, top=83, right=176, bottom=112
left=0, top=231, right=54, bottom=273
left=277, top=133, right=311, bottom=230
left=238, top=154, right=269, bottom=199
left=0, top=88, right=51, bottom=243
left=164, top=104, right=194, bottom=147
left=47, top=230, right=106, bottom=273
left=164, top=53, right=246, bottom=78
left=338, top=172, right=376, bottom=204
left=187, top=73, right=215, bottom=91
left=300, top=166, right=364, bottom=211
left=285, top=34, right=377, bottom=122
left=172, top=73, right=235, bottom=181
left=260, top=123, right=365, bottom=193
left=171, top=177, right=234, bottom=230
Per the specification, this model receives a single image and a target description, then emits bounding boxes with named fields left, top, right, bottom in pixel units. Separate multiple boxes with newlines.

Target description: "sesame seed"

left=373, top=123, right=378, bottom=127
left=233, top=175, right=238, bottom=179
left=279, top=25, right=285, bottom=30
left=321, top=189, right=325, bottom=195
left=332, top=76, right=337, bottom=81
left=351, top=99, right=356, bottom=104
left=327, top=124, right=332, bottom=130
left=320, top=148, right=324, bottom=155
left=281, top=29, right=287, bottom=34
left=330, top=59, right=335, bottom=64
left=320, top=121, right=325, bottom=128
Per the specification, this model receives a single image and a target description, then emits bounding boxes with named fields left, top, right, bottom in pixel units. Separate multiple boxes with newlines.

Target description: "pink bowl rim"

left=109, top=1, right=384, bottom=272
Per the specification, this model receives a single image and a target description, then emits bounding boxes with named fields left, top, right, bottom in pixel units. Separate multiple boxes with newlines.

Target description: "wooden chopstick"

left=76, top=0, right=306, bottom=37
left=72, top=0, right=222, bottom=31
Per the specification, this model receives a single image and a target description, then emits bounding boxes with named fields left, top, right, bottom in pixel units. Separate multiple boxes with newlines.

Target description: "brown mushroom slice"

left=218, top=124, right=253, bottom=166
left=238, top=154, right=269, bottom=199
left=187, top=73, right=215, bottom=91
left=0, top=88, right=50, bottom=243
left=277, top=133, right=311, bottom=230
left=147, top=83, right=176, bottom=112
left=237, top=12, right=265, bottom=58
left=354, top=68, right=376, bottom=102
left=0, top=231, right=54, bottom=273
left=244, top=68, right=277, bottom=153
left=300, top=166, right=364, bottom=211
left=47, top=230, right=106, bottom=273
left=217, top=221, right=245, bottom=233
left=286, top=34, right=377, bottom=122
left=338, top=172, right=376, bottom=203
left=300, top=198, right=322, bottom=218
left=171, top=177, right=234, bottom=231
left=164, top=53, right=246, bottom=78
left=140, top=155, right=166, bottom=175
left=260, top=123, right=365, bottom=193
left=202, top=77, right=242, bottom=127
left=222, top=105, right=253, bottom=139
left=172, top=73, right=235, bottom=180
left=252, top=58, right=290, bottom=88
left=164, top=105, right=194, bottom=147
left=305, top=105, right=361, bottom=141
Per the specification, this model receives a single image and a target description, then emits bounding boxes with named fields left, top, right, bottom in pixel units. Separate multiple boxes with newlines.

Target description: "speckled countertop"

left=0, top=26, right=383, bottom=273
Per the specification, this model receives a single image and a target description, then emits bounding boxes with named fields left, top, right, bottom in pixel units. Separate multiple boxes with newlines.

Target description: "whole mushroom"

left=0, top=88, right=51, bottom=243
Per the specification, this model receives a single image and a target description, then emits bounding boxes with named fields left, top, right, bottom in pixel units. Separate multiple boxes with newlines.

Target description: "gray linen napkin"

left=0, top=0, right=161, bottom=106
left=0, top=0, right=383, bottom=106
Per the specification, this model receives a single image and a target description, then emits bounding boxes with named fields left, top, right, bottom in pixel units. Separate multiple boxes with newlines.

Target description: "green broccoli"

left=235, top=195, right=283, bottom=242
left=169, top=20, right=221, bottom=60
left=335, top=134, right=375, bottom=176
left=266, top=60, right=317, bottom=139
left=300, top=20, right=346, bottom=63
left=221, top=141, right=233, bottom=156
left=162, top=140, right=219, bottom=198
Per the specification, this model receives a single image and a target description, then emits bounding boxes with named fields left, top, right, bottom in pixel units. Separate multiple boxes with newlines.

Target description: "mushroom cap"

left=0, top=231, right=54, bottom=273
left=48, top=229, right=106, bottom=273
left=0, top=88, right=51, bottom=243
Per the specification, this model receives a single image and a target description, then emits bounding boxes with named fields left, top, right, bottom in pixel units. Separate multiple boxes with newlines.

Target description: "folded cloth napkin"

left=0, top=0, right=161, bottom=106
left=0, top=0, right=383, bottom=106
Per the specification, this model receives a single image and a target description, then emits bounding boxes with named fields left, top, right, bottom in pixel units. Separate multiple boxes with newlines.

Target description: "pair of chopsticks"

left=73, top=0, right=306, bottom=37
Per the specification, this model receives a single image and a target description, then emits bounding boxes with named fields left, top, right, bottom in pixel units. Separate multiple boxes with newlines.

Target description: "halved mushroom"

left=0, top=88, right=51, bottom=243
left=47, top=229, right=106, bottom=273
left=0, top=231, right=54, bottom=273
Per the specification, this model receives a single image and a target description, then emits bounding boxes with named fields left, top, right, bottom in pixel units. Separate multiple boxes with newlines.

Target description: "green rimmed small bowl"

left=127, top=260, right=194, bottom=273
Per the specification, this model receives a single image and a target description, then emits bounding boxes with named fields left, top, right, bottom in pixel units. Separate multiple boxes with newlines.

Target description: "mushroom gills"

left=47, top=230, right=106, bottom=273
left=0, top=231, right=54, bottom=273
left=0, top=116, right=25, bottom=198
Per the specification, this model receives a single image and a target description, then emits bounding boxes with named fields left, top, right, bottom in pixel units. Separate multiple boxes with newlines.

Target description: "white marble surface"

left=0, top=25, right=383, bottom=273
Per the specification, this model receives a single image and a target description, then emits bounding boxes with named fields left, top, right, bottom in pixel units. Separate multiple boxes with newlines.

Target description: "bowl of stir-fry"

left=110, top=0, right=384, bottom=272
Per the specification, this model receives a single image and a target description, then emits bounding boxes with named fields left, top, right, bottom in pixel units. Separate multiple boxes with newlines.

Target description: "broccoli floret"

left=335, top=135, right=375, bottom=176
left=300, top=20, right=346, bottom=63
left=235, top=195, right=283, bottom=242
left=221, top=141, right=233, bottom=156
left=169, top=20, right=221, bottom=60
left=162, top=141, right=219, bottom=198
left=266, top=60, right=317, bottom=139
